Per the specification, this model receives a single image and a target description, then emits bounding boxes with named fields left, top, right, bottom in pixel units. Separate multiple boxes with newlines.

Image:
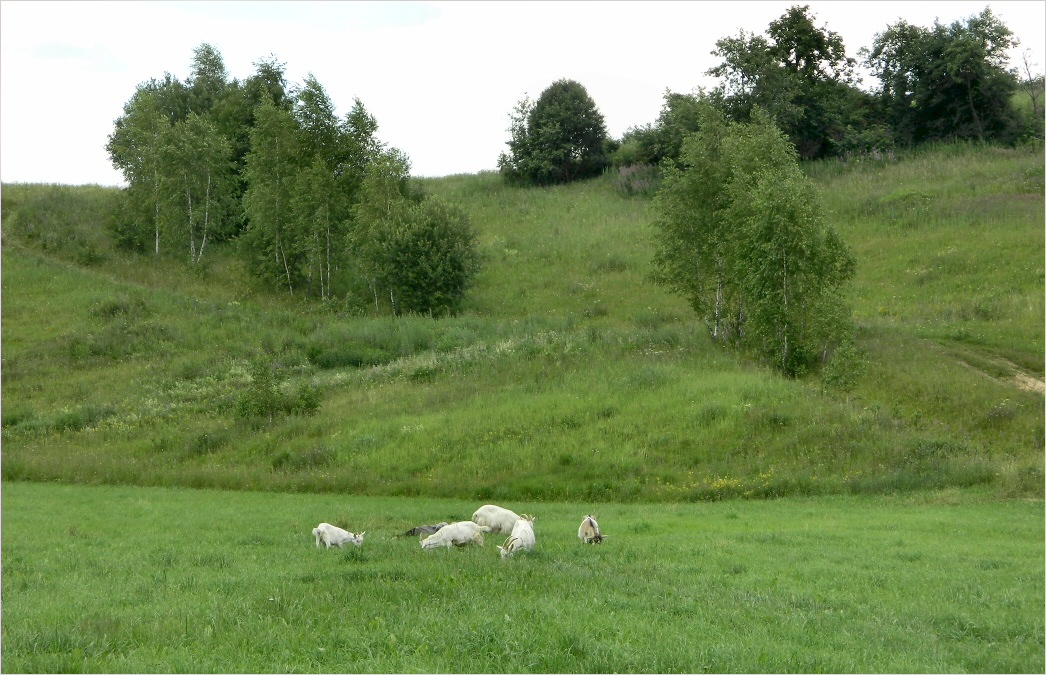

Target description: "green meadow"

left=2, top=482, right=1042, bottom=673
left=1, top=142, right=1044, bottom=671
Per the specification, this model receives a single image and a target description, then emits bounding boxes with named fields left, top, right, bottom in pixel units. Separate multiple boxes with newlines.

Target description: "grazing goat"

left=312, top=523, right=365, bottom=549
left=471, top=504, right=521, bottom=535
left=498, top=514, right=536, bottom=559
left=577, top=515, right=604, bottom=544
left=420, top=521, right=491, bottom=549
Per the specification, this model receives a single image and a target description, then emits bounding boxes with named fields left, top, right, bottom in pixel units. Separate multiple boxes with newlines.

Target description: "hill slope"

left=1, top=143, right=1042, bottom=500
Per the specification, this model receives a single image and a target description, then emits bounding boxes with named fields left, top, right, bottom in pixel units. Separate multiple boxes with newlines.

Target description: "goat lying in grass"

left=420, top=521, right=491, bottom=549
left=577, top=515, right=604, bottom=544
left=498, top=514, right=536, bottom=559
left=471, top=504, right=521, bottom=535
left=398, top=522, right=448, bottom=538
left=312, top=523, right=365, bottom=549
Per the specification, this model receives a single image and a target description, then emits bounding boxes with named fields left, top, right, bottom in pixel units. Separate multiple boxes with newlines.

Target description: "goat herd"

left=311, top=504, right=605, bottom=559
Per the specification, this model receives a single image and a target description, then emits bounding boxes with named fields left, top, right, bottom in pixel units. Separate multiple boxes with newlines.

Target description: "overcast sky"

left=2, top=1, right=1043, bottom=186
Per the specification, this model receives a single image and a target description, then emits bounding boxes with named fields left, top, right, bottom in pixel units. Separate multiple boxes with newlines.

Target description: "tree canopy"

left=610, top=4, right=1033, bottom=172
left=861, top=7, right=1021, bottom=145
left=707, top=5, right=871, bottom=160
left=498, top=79, right=611, bottom=186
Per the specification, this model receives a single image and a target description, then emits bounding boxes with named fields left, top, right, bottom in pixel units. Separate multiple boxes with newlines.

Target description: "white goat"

left=420, top=521, right=491, bottom=549
left=471, top=504, right=521, bottom=534
left=312, top=522, right=365, bottom=549
left=577, top=515, right=604, bottom=544
left=497, top=514, right=536, bottom=559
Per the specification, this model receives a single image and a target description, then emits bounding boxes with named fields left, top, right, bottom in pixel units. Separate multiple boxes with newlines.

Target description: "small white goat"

left=497, top=514, right=536, bottom=559
left=577, top=515, right=604, bottom=544
left=312, top=522, right=365, bottom=549
left=471, top=504, right=521, bottom=534
left=420, top=521, right=491, bottom=549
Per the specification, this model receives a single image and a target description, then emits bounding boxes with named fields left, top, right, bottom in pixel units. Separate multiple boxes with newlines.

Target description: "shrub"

left=612, top=164, right=661, bottom=198
left=236, top=356, right=322, bottom=421
left=354, top=197, right=480, bottom=317
left=271, top=445, right=335, bottom=471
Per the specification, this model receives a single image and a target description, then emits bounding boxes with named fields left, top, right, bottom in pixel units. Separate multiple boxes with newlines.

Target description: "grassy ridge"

left=1, top=143, right=1043, bottom=500
left=2, top=481, right=1042, bottom=673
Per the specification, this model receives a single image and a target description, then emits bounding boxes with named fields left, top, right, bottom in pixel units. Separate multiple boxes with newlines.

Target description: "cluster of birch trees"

left=107, top=44, right=477, bottom=314
left=651, top=103, right=856, bottom=377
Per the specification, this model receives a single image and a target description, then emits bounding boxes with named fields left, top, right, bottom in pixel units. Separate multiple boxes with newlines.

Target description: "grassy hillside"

left=1, top=142, right=1042, bottom=500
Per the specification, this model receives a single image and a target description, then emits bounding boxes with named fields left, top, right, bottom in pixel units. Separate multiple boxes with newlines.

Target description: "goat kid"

left=312, top=522, right=365, bottom=549
left=577, top=515, right=604, bottom=544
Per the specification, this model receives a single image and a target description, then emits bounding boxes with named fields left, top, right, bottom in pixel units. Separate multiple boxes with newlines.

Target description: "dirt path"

left=1012, top=371, right=1045, bottom=395
left=934, top=342, right=1045, bottom=395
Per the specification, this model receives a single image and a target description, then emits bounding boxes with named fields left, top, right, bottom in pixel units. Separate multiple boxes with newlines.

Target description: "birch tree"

left=291, top=155, right=338, bottom=299
left=242, top=100, right=303, bottom=294
left=106, top=89, right=170, bottom=255
left=651, top=103, right=737, bottom=339
left=652, top=106, right=855, bottom=376
left=160, top=113, right=234, bottom=264
left=291, top=75, right=346, bottom=299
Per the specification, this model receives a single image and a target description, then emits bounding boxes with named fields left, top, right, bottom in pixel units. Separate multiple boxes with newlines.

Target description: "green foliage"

left=819, top=332, right=866, bottom=395
left=105, top=45, right=404, bottom=304
left=378, top=198, right=480, bottom=317
left=241, top=100, right=305, bottom=294
left=707, top=5, right=868, bottom=160
left=862, top=7, right=1022, bottom=146
left=499, top=79, right=610, bottom=186
left=614, top=91, right=707, bottom=168
left=352, top=152, right=480, bottom=316
left=235, top=355, right=320, bottom=421
left=653, top=105, right=856, bottom=376
left=159, top=113, right=237, bottom=263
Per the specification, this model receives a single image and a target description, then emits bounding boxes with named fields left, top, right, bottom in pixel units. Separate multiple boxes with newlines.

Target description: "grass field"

left=1, top=481, right=1042, bottom=673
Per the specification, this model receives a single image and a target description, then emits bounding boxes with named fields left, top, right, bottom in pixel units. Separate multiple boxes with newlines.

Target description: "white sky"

left=2, top=1, right=1043, bottom=186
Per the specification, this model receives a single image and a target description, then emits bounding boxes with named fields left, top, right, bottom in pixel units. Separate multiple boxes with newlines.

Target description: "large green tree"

left=289, top=76, right=348, bottom=300
left=209, top=56, right=292, bottom=227
left=708, top=5, right=875, bottom=159
left=862, top=7, right=1020, bottom=145
left=187, top=43, right=229, bottom=118
left=498, top=79, right=610, bottom=186
left=652, top=105, right=855, bottom=376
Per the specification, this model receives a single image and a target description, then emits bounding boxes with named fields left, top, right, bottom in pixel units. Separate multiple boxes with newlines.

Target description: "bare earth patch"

left=1013, top=372, right=1045, bottom=394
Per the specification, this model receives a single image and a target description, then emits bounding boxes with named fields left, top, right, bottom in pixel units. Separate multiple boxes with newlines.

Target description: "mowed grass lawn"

left=2, top=482, right=1042, bottom=673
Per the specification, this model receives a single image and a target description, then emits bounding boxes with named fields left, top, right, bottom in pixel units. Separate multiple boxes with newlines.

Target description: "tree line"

left=499, top=5, right=1041, bottom=186
left=106, top=45, right=478, bottom=316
